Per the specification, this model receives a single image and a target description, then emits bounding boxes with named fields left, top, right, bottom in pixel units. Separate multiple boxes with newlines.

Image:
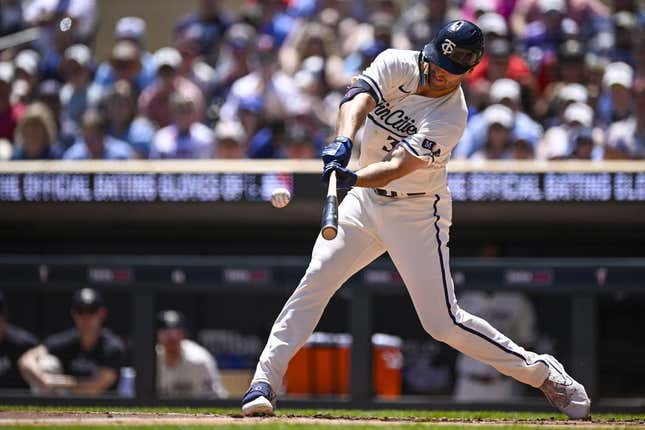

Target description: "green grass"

left=0, top=406, right=644, bottom=421
left=0, top=406, right=643, bottom=429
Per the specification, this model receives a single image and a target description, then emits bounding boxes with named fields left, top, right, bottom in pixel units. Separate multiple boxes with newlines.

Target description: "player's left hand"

left=322, top=136, right=353, bottom=169
left=322, top=161, right=357, bottom=189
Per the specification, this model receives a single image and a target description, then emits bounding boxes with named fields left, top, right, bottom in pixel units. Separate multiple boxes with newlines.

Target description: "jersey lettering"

left=373, top=100, right=418, bottom=135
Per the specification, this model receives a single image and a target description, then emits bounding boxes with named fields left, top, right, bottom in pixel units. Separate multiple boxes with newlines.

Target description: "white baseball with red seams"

left=270, top=188, right=291, bottom=208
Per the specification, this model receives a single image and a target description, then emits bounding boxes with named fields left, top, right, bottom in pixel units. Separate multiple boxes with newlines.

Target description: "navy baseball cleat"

left=241, top=382, right=276, bottom=416
left=539, top=355, right=591, bottom=419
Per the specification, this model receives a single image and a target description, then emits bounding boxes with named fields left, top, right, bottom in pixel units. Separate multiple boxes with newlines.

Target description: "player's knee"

left=419, top=314, right=457, bottom=343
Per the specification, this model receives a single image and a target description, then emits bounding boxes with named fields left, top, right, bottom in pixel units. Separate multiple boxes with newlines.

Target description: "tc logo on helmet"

left=441, top=39, right=456, bottom=55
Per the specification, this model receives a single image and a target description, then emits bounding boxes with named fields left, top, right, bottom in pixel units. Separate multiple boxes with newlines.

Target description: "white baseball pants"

left=252, top=187, right=550, bottom=391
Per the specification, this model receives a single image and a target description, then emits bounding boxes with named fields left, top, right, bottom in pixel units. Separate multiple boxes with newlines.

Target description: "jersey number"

left=382, top=135, right=399, bottom=152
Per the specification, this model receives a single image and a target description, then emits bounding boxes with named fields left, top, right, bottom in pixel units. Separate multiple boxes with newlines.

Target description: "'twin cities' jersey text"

left=371, top=100, right=419, bottom=136
left=357, top=49, right=468, bottom=194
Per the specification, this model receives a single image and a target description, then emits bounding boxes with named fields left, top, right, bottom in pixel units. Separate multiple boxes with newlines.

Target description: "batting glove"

left=322, top=161, right=357, bottom=189
left=322, top=136, right=353, bottom=169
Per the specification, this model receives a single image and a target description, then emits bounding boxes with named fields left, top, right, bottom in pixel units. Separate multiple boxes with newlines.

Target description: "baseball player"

left=242, top=20, right=590, bottom=419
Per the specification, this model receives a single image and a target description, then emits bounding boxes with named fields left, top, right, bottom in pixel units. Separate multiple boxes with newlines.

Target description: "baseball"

left=271, top=188, right=291, bottom=208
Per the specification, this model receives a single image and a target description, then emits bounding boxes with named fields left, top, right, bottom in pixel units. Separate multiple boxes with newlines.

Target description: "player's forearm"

left=335, top=93, right=375, bottom=140
left=354, top=144, right=427, bottom=188
left=18, top=346, right=48, bottom=388
left=354, top=161, right=405, bottom=188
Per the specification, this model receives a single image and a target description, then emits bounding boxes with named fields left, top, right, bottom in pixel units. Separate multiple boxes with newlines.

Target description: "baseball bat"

left=321, top=171, right=338, bottom=240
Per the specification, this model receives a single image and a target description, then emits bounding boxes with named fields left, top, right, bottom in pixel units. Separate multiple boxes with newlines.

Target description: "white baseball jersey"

left=157, top=339, right=228, bottom=398
left=358, top=49, right=468, bottom=194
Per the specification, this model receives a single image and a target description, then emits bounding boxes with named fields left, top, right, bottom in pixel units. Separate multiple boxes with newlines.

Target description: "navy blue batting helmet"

left=422, top=20, right=485, bottom=75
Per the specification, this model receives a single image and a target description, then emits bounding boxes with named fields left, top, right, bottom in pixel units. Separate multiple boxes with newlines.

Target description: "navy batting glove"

left=322, top=161, right=358, bottom=189
left=322, top=136, right=353, bottom=168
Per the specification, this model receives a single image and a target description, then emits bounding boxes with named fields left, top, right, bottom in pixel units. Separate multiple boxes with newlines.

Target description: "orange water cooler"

left=284, top=332, right=351, bottom=396
left=284, top=332, right=402, bottom=398
left=371, top=333, right=403, bottom=398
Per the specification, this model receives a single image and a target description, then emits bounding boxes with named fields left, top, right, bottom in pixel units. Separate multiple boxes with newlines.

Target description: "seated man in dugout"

left=18, top=288, right=127, bottom=395
left=156, top=309, right=228, bottom=398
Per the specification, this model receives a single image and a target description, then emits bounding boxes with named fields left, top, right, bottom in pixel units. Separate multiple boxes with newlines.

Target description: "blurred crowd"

left=0, top=0, right=643, bottom=161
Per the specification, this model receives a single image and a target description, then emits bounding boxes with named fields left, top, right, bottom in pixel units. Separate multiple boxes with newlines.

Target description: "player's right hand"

left=322, top=161, right=357, bottom=189
left=322, top=136, right=353, bottom=169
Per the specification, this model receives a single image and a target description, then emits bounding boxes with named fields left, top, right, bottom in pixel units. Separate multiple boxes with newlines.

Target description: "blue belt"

left=374, top=189, right=427, bottom=198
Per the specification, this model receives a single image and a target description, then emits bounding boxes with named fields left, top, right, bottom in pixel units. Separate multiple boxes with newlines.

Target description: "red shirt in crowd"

left=0, top=103, right=26, bottom=142
left=466, top=55, right=533, bottom=87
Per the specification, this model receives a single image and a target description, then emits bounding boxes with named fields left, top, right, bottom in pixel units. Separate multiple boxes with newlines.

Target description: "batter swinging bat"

left=321, top=171, right=338, bottom=240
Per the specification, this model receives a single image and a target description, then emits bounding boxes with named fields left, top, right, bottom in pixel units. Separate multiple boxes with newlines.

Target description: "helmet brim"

left=424, top=43, right=473, bottom=75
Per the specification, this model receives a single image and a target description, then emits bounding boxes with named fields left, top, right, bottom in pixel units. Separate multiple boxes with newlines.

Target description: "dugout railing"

left=0, top=255, right=644, bottom=412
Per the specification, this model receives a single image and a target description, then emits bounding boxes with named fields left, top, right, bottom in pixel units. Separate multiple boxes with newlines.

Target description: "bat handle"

left=321, top=171, right=338, bottom=240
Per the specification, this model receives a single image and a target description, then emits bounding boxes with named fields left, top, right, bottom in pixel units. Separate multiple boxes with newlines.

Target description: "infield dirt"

left=0, top=411, right=644, bottom=428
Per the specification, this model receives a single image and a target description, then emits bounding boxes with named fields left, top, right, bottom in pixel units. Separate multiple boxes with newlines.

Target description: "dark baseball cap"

left=157, top=310, right=186, bottom=330
left=422, top=20, right=485, bottom=75
left=71, top=288, right=104, bottom=311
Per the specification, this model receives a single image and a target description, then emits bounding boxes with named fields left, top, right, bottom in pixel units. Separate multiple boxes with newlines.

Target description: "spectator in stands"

left=156, top=310, right=227, bottom=398
left=470, top=104, right=515, bottom=160
left=139, top=47, right=205, bottom=129
left=284, top=128, right=319, bottom=159
left=0, top=0, right=24, bottom=36
left=214, top=121, right=246, bottom=158
left=604, top=78, right=645, bottom=159
left=11, top=102, right=61, bottom=159
left=459, top=0, right=498, bottom=22
left=0, top=62, right=24, bottom=142
left=456, top=79, right=542, bottom=159
left=63, top=109, right=133, bottom=160
left=279, top=21, right=338, bottom=81
left=536, top=39, right=587, bottom=98
left=23, top=0, right=97, bottom=45
left=13, top=50, right=41, bottom=102
left=102, top=80, right=155, bottom=159
left=466, top=38, right=535, bottom=113
left=18, top=288, right=126, bottom=395
left=585, top=54, right=610, bottom=112
left=253, top=0, right=296, bottom=47
left=538, top=102, right=601, bottom=159
left=597, top=61, right=634, bottom=128
left=247, top=119, right=288, bottom=159
left=510, top=0, right=609, bottom=40
left=539, top=82, right=589, bottom=129
left=0, top=291, right=39, bottom=389
left=610, top=11, right=638, bottom=67
left=174, top=0, right=232, bottom=62
left=237, top=95, right=264, bottom=149
left=219, top=35, right=303, bottom=123
left=59, top=44, right=92, bottom=138
left=211, top=23, right=256, bottom=100
left=476, top=12, right=509, bottom=44
left=518, top=0, right=570, bottom=57
left=150, top=92, right=213, bottom=159
left=567, top=127, right=597, bottom=160
left=174, top=24, right=217, bottom=98
left=89, top=41, right=144, bottom=107
left=90, top=17, right=156, bottom=105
